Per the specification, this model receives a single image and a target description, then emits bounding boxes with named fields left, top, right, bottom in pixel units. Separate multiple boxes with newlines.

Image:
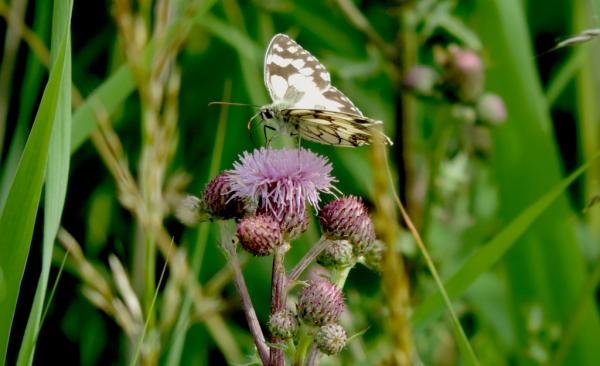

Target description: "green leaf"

left=16, top=0, right=73, bottom=364
left=0, top=2, right=52, bottom=209
left=413, top=152, right=600, bottom=327
left=0, top=6, right=71, bottom=363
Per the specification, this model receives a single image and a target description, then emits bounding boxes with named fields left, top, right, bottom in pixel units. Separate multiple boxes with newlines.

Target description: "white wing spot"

left=320, top=72, right=330, bottom=82
left=270, top=74, right=288, bottom=99
left=273, top=44, right=284, bottom=52
left=288, top=46, right=298, bottom=53
left=292, top=59, right=305, bottom=69
left=300, top=67, right=314, bottom=76
left=267, top=54, right=293, bottom=67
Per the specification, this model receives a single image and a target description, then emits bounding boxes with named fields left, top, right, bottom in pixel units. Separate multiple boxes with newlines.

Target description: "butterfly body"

left=259, top=33, right=393, bottom=147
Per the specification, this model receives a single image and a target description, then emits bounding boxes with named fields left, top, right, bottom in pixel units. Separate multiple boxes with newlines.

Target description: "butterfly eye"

left=261, top=109, right=274, bottom=119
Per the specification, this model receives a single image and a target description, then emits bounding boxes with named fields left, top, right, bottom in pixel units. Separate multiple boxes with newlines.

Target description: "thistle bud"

left=444, top=45, right=485, bottom=102
left=404, top=65, right=439, bottom=96
left=476, top=92, right=507, bottom=125
left=259, top=207, right=309, bottom=241
left=236, top=215, right=282, bottom=256
left=268, top=309, right=299, bottom=339
left=297, top=279, right=344, bottom=326
left=317, top=239, right=354, bottom=269
left=315, top=323, right=347, bottom=355
left=363, top=239, right=385, bottom=272
left=203, top=172, right=245, bottom=219
left=319, top=196, right=375, bottom=255
left=174, top=195, right=206, bottom=226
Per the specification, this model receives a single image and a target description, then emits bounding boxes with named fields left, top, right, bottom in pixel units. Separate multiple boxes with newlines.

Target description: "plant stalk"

left=218, top=221, right=269, bottom=365
left=269, top=245, right=288, bottom=366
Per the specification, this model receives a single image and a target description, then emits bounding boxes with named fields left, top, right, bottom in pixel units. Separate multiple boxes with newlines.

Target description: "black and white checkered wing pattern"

left=283, top=109, right=392, bottom=147
left=264, top=34, right=362, bottom=115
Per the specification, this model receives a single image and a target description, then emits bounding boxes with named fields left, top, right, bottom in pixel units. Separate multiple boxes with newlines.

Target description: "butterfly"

left=255, top=33, right=393, bottom=147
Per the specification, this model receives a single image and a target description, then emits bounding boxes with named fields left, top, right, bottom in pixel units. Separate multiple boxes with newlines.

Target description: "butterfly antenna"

left=246, top=110, right=262, bottom=130
left=246, top=111, right=263, bottom=147
left=208, top=101, right=261, bottom=108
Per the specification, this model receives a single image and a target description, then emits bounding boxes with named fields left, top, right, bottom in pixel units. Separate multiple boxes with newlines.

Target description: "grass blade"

left=16, top=0, right=73, bottom=364
left=0, top=6, right=71, bottom=363
left=0, top=0, right=51, bottom=208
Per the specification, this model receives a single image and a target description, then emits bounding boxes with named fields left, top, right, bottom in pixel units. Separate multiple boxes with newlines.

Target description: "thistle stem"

left=292, top=326, right=312, bottom=366
left=305, top=344, right=319, bottom=366
left=269, top=245, right=288, bottom=366
left=218, top=221, right=269, bottom=365
left=286, top=236, right=327, bottom=288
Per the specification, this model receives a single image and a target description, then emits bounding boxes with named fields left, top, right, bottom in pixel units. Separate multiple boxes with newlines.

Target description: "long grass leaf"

left=0, top=13, right=70, bottom=363
left=16, top=0, right=73, bottom=364
left=475, top=1, right=600, bottom=363
left=0, top=0, right=51, bottom=208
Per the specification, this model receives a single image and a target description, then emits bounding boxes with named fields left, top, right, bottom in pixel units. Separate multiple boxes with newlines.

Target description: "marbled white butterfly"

left=255, top=33, right=393, bottom=147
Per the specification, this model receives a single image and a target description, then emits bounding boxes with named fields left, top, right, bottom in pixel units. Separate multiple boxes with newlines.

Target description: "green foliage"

left=0, top=2, right=72, bottom=361
left=1, top=0, right=599, bottom=365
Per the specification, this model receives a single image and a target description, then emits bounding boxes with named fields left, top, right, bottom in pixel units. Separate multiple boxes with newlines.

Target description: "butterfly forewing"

left=264, top=34, right=363, bottom=115
left=262, top=33, right=393, bottom=146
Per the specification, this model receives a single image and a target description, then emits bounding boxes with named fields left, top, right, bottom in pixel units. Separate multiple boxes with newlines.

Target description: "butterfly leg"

left=263, top=124, right=277, bottom=147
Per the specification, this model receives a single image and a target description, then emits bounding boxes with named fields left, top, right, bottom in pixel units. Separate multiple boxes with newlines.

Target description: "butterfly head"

left=260, top=107, right=275, bottom=121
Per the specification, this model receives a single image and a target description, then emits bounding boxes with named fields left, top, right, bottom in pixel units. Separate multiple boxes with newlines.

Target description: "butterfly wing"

left=264, top=34, right=362, bottom=115
left=282, top=109, right=393, bottom=147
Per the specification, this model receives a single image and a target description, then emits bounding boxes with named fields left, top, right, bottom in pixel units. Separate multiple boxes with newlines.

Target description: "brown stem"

left=269, top=246, right=288, bottom=366
left=305, top=343, right=319, bottom=366
left=219, top=222, right=270, bottom=365
left=286, top=236, right=327, bottom=289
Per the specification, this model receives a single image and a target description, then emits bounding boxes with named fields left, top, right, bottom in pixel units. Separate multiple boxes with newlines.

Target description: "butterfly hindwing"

left=282, top=109, right=391, bottom=147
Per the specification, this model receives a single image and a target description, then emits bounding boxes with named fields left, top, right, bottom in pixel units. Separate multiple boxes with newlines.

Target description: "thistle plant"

left=178, top=147, right=381, bottom=365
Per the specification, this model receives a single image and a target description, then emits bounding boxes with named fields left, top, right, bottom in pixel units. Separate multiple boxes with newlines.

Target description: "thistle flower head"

left=228, top=147, right=335, bottom=236
left=316, top=323, right=347, bottom=355
left=297, top=279, right=344, bottom=326
left=319, top=196, right=376, bottom=255
left=236, top=214, right=283, bottom=256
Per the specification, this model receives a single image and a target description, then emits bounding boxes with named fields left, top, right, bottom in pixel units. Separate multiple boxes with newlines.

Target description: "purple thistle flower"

left=227, top=148, right=336, bottom=231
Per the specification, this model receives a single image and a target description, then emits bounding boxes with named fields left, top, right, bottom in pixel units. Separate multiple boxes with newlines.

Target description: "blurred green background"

left=1, top=0, right=600, bottom=365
